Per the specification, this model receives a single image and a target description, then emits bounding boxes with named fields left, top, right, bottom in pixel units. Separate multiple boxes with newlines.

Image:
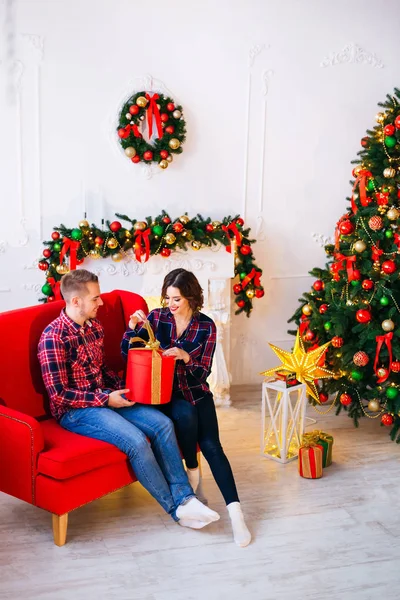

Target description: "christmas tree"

left=289, top=88, right=400, bottom=442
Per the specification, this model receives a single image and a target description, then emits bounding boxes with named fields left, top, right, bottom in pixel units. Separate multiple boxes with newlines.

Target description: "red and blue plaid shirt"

left=121, top=308, right=216, bottom=404
left=38, top=310, right=123, bottom=421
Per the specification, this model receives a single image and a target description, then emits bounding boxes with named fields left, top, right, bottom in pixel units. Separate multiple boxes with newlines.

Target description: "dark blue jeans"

left=163, top=392, right=239, bottom=505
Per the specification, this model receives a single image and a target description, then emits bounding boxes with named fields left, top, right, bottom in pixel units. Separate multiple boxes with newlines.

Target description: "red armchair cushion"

left=38, top=419, right=128, bottom=480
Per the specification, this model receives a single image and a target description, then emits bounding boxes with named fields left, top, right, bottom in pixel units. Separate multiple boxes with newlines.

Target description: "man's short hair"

left=60, top=269, right=99, bottom=302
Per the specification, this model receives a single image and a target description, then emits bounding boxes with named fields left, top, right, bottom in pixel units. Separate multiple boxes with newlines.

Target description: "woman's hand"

left=163, top=347, right=190, bottom=363
left=128, top=310, right=147, bottom=330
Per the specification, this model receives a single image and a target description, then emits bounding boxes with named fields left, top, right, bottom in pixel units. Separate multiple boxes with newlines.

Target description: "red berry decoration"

left=160, top=150, right=169, bottom=159
left=305, top=330, right=316, bottom=341
left=160, top=113, right=169, bottom=123
left=173, top=222, right=184, bottom=233
left=356, top=309, right=372, bottom=323
left=362, top=279, right=374, bottom=290
left=340, top=393, right=352, bottom=406
left=332, top=336, right=344, bottom=348
left=160, top=247, right=171, bottom=257
left=143, top=151, right=153, bottom=161
left=167, top=102, right=175, bottom=112
left=255, top=289, right=264, bottom=298
left=353, top=351, right=369, bottom=367
left=391, top=361, right=400, bottom=373
left=47, top=295, right=55, bottom=302
left=110, top=221, right=122, bottom=233
left=384, top=124, right=395, bottom=136
left=339, top=220, right=354, bottom=235
left=240, top=245, right=252, bottom=255
left=38, top=260, right=48, bottom=271
left=369, top=216, right=384, bottom=230
left=233, top=284, right=242, bottom=294
left=313, top=280, right=324, bottom=291
left=94, top=236, right=104, bottom=246
left=319, top=392, right=329, bottom=403
left=352, top=269, right=361, bottom=281
left=132, top=155, right=140, bottom=163
left=205, top=223, right=214, bottom=232
left=382, top=260, right=396, bottom=274
left=129, top=105, right=139, bottom=115
left=165, top=125, right=175, bottom=134
left=237, top=299, right=246, bottom=308
left=51, top=231, right=60, bottom=240
left=43, top=249, right=51, bottom=258
left=118, top=128, right=129, bottom=139
left=162, top=216, right=171, bottom=224
left=236, top=218, right=244, bottom=226
left=361, top=137, right=369, bottom=147
left=381, top=413, right=394, bottom=426
left=319, top=304, right=329, bottom=314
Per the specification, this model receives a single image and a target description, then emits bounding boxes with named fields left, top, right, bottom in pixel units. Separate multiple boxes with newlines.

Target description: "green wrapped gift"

left=302, top=430, right=333, bottom=467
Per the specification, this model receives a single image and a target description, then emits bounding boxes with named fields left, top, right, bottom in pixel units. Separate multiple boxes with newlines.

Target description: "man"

left=38, top=269, right=219, bottom=529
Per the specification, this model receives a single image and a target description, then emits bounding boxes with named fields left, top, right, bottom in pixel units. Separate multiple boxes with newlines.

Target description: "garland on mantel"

left=38, top=212, right=264, bottom=317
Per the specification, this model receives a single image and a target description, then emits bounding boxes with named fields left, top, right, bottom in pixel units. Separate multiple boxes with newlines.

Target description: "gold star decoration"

left=260, top=330, right=334, bottom=403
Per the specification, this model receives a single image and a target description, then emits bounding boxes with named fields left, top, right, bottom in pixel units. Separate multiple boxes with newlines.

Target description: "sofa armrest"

left=0, top=405, right=44, bottom=505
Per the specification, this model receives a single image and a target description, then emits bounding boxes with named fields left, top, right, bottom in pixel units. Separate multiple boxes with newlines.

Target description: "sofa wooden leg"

left=52, top=513, right=68, bottom=546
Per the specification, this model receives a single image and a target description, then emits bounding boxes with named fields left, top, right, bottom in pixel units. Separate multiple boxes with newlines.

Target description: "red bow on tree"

left=374, top=332, right=393, bottom=383
left=334, top=253, right=357, bottom=281
left=47, top=277, right=62, bottom=301
left=351, top=169, right=372, bottom=214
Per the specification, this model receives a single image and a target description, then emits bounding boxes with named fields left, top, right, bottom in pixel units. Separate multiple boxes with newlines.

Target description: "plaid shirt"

left=121, top=308, right=216, bottom=404
left=38, top=310, right=123, bottom=421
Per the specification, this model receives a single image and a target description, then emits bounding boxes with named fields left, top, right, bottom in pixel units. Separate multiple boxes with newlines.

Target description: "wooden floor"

left=1, top=386, right=400, bottom=600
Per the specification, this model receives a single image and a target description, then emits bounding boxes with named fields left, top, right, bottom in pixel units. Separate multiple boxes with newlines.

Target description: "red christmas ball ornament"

left=391, top=361, right=400, bottom=373
left=394, top=115, right=400, bottom=129
left=173, top=222, right=184, bottom=233
left=240, top=245, right=252, bottom=256
left=381, top=413, right=394, bottom=426
left=382, top=260, right=396, bottom=274
left=352, top=269, right=361, bottom=281
left=160, top=150, right=169, bottom=159
left=131, top=155, right=140, bottom=163
left=361, top=137, right=369, bottom=147
left=319, top=304, right=329, bottom=314
left=255, top=289, right=264, bottom=298
left=233, top=284, right=242, bottom=294
left=160, top=247, right=171, bottom=257
left=384, top=124, right=395, bottom=136
left=143, top=150, right=153, bottom=161
left=38, top=260, right=48, bottom=271
left=94, top=236, right=104, bottom=246
left=313, top=279, right=324, bottom=291
left=353, top=351, right=369, bottom=367
left=76, top=258, right=84, bottom=266
left=165, top=125, right=175, bottom=134
left=129, top=105, right=140, bottom=115
left=319, top=392, right=329, bottom=403
left=160, top=113, right=169, bottom=123
left=332, top=336, right=344, bottom=348
left=110, top=221, right=122, bottom=233
left=356, top=309, right=372, bottom=323
left=118, top=128, right=129, bottom=139
left=237, top=299, right=246, bottom=308
left=339, top=220, right=354, bottom=235
left=47, top=296, right=55, bottom=303
left=340, top=393, right=352, bottom=406
left=362, top=279, right=374, bottom=291
left=205, top=223, right=214, bottom=232
left=43, top=249, right=51, bottom=258
left=167, top=102, right=175, bottom=112
left=369, top=215, right=384, bottom=230
left=51, top=231, right=60, bottom=240
left=305, top=330, right=316, bottom=341
left=162, top=216, right=171, bottom=224
left=376, top=193, right=389, bottom=206
left=236, top=218, right=245, bottom=226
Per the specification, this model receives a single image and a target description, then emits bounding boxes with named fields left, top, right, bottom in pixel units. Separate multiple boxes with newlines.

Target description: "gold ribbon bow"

left=129, top=320, right=162, bottom=403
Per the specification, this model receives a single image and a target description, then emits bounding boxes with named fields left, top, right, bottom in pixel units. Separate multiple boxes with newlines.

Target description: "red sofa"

left=0, top=289, right=148, bottom=546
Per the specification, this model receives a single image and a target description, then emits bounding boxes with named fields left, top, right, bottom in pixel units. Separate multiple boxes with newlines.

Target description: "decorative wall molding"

left=20, top=34, right=45, bottom=60
left=269, top=274, right=312, bottom=280
left=255, top=215, right=266, bottom=241
left=248, top=44, right=266, bottom=67
left=259, top=69, right=274, bottom=213
left=320, top=43, right=384, bottom=69
left=312, top=232, right=332, bottom=247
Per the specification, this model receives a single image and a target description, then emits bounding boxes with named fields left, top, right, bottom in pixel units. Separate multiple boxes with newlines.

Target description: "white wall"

left=1, top=0, right=399, bottom=383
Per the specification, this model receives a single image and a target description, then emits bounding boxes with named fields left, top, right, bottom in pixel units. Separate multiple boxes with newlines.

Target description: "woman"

left=121, top=268, right=251, bottom=547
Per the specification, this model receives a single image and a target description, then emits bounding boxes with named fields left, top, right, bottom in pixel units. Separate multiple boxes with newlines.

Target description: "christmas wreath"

left=117, top=92, right=186, bottom=169
left=38, top=213, right=264, bottom=317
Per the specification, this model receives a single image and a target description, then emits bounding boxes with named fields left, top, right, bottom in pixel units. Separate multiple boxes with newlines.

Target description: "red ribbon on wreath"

left=374, top=332, right=393, bottom=383
left=394, top=234, right=400, bottom=250
left=222, top=222, right=242, bottom=253
left=59, top=237, right=80, bottom=271
left=134, top=228, right=151, bottom=262
left=334, top=253, right=357, bottom=281
left=47, top=277, right=62, bottom=301
left=145, top=93, right=163, bottom=140
left=131, top=124, right=142, bottom=138
left=351, top=170, right=371, bottom=214
left=241, top=268, right=262, bottom=289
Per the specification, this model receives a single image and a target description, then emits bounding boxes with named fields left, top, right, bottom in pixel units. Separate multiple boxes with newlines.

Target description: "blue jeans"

left=60, top=404, right=195, bottom=520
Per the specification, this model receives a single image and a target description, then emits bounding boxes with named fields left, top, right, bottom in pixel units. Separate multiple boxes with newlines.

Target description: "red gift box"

left=125, top=321, right=176, bottom=405
left=298, top=444, right=323, bottom=479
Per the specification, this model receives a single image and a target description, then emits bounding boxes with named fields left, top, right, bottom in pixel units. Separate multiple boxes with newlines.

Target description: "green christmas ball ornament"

left=71, top=228, right=83, bottom=241
left=384, top=136, right=397, bottom=148
left=367, top=179, right=375, bottom=192
left=53, top=242, right=62, bottom=252
left=324, top=321, right=332, bottom=331
left=385, top=230, right=393, bottom=239
left=386, top=387, right=399, bottom=400
left=380, top=296, right=390, bottom=306
left=351, top=280, right=360, bottom=287
left=41, top=283, right=53, bottom=296
left=350, top=370, right=363, bottom=382
left=152, top=225, right=164, bottom=236
left=240, top=272, right=246, bottom=280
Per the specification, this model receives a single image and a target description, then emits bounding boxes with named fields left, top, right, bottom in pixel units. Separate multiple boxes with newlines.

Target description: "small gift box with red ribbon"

left=275, top=370, right=299, bottom=387
left=126, top=321, right=176, bottom=405
left=302, top=430, right=334, bottom=468
left=298, top=440, right=323, bottom=479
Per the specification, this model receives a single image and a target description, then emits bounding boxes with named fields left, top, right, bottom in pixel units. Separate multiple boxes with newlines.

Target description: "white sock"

left=187, top=467, right=208, bottom=505
left=178, top=519, right=212, bottom=530
left=176, top=497, right=219, bottom=523
left=227, top=502, right=251, bottom=547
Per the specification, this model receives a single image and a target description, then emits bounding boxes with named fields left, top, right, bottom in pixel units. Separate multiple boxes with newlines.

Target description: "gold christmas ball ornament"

left=124, top=147, right=136, bottom=158
left=172, top=109, right=182, bottom=119
left=191, top=240, right=202, bottom=251
left=165, top=233, right=176, bottom=245
left=382, top=319, right=395, bottom=332
left=212, top=220, right=221, bottom=229
left=79, top=219, right=89, bottom=229
left=168, top=138, right=180, bottom=150
left=302, top=304, right=313, bottom=316
left=181, top=229, right=188, bottom=237
left=376, top=112, right=385, bottom=123
left=124, top=230, right=132, bottom=238
left=56, top=263, right=69, bottom=275
left=179, top=215, right=190, bottom=225
left=387, top=207, right=400, bottom=220
left=166, top=154, right=173, bottom=163
left=89, top=249, right=101, bottom=259
left=136, top=96, right=148, bottom=108
left=368, top=399, right=381, bottom=412
left=353, top=240, right=367, bottom=253
left=133, top=221, right=147, bottom=231
left=111, top=252, right=123, bottom=262
left=159, top=159, right=169, bottom=169
left=384, top=167, right=396, bottom=178
left=377, top=367, right=388, bottom=378
left=107, top=237, right=118, bottom=249
left=246, top=288, right=255, bottom=299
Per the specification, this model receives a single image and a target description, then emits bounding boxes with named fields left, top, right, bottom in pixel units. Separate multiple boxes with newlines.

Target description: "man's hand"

left=163, top=347, right=190, bottom=364
left=107, top=389, right=135, bottom=408
left=128, top=310, right=147, bottom=330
